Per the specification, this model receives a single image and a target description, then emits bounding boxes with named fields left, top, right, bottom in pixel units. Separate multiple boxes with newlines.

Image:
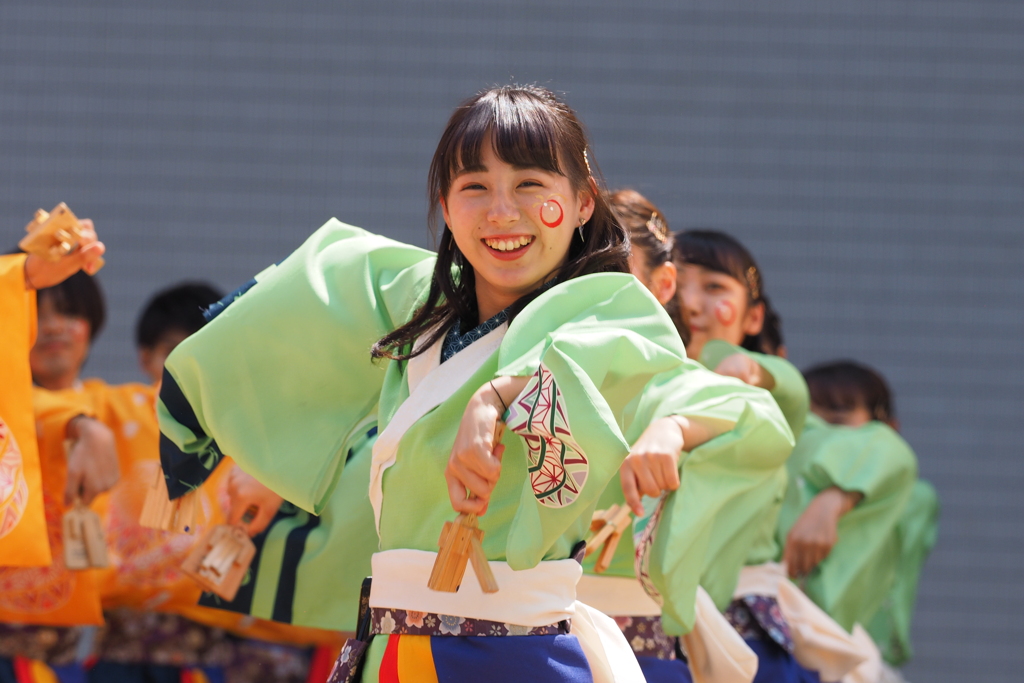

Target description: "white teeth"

left=485, top=236, right=533, bottom=251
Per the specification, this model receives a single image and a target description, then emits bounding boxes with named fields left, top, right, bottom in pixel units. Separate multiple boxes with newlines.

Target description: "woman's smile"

left=482, top=234, right=535, bottom=259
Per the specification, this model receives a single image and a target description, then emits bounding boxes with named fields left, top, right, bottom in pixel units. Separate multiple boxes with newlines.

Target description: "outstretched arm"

left=620, top=414, right=734, bottom=515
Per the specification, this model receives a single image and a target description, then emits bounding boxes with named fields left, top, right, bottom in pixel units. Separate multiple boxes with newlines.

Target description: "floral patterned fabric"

left=613, top=615, right=677, bottom=660
left=97, top=610, right=312, bottom=683
left=370, top=607, right=568, bottom=638
left=95, top=609, right=236, bottom=667
left=724, top=595, right=794, bottom=653
left=0, top=624, right=84, bottom=665
left=327, top=638, right=367, bottom=683
left=0, top=611, right=311, bottom=683
left=328, top=606, right=571, bottom=682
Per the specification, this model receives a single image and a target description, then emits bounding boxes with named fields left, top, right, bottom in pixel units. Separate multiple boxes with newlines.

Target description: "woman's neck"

left=473, top=271, right=561, bottom=325
left=34, top=370, right=81, bottom=391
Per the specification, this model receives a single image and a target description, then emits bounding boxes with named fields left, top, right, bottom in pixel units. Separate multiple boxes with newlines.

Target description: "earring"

left=578, top=217, right=585, bottom=242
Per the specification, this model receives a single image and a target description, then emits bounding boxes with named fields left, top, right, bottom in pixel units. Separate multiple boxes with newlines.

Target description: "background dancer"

left=576, top=189, right=794, bottom=683
left=802, top=361, right=938, bottom=681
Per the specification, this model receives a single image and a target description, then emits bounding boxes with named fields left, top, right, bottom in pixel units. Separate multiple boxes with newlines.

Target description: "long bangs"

left=674, top=230, right=761, bottom=301
left=674, top=230, right=747, bottom=282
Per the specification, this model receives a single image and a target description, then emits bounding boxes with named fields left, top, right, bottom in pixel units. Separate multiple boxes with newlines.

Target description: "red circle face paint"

left=714, top=300, right=737, bottom=327
left=540, top=200, right=564, bottom=228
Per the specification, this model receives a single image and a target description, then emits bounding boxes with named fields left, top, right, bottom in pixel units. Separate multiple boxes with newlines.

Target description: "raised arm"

left=158, top=220, right=435, bottom=512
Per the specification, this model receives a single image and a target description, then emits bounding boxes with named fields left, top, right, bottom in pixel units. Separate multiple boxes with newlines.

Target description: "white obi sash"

left=370, top=550, right=645, bottom=683
left=734, top=562, right=871, bottom=682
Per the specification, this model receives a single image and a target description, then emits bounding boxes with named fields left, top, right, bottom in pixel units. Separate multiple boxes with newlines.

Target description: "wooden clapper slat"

left=427, top=421, right=503, bottom=594
left=427, top=513, right=498, bottom=593
left=138, top=467, right=199, bottom=534
left=584, top=504, right=632, bottom=574
left=19, top=202, right=104, bottom=271
left=63, top=501, right=109, bottom=570
left=180, top=505, right=258, bottom=601
left=61, top=438, right=108, bottom=570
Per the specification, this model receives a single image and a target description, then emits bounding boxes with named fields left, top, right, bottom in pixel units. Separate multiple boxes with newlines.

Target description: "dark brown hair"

left=37, top=271, right=106, bottom=342
left=608, top=189, right=672, bottom=271
left=372, top=85, right=629, bottom=360
left=136, top=282, right=224, bottom=349
left=608, top=188, right=686, bottom=344
left=758, top=294, right=785, bottom=357
left=804, top=360, right=896, bottom=424
left=674, top=229, right=772, bottom=353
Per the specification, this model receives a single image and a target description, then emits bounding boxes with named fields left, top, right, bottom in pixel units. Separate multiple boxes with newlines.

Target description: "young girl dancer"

left=674, top=231, right=869, bottom=683
left=575, top=190, right=794, bottom=683
left=159, top=84, right=717, bottom=682
left=801, top=361, right=933, bottom=672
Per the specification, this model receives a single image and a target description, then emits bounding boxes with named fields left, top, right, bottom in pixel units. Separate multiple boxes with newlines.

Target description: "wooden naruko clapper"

left=62, top=501, right=109, bottom=570
left=180, top=505, right=258, bottom=601
left=19, top=202, right=104, bottom=271
left=584, top=503, right=632, bottom=574
left=427, top=513, right=498, bottom=593
left=138, top=468, right=199, bottom=534
left=427, top=420, right=503, bottom=594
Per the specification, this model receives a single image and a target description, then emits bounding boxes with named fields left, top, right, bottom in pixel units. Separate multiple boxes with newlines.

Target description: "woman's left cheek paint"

left=540, top=200, right=564, bottom=228
left=714, top=300, right=737, bottom=326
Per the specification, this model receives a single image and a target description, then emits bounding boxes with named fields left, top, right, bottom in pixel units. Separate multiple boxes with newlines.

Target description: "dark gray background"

left=2, top=2, right=1021, bottom=680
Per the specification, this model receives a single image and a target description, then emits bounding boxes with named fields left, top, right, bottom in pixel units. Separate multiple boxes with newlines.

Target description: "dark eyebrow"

left=453, top=164, right=487, bottom=179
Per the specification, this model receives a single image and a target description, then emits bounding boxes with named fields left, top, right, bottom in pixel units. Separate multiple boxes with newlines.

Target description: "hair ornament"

left=645, top=211, right=670, bottom=244
left=745, top=266, right=761, bottom=301
left=583, top=148, right=593, bottom=176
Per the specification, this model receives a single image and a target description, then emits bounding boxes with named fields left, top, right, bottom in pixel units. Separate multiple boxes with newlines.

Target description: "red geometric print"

left=506, top=364, right=589, bottom=508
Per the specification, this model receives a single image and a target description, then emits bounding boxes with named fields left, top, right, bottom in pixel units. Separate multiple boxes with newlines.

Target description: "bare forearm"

left=487, top=375, right=530, bottom=415
left=667, top=414, right=735, bottom=452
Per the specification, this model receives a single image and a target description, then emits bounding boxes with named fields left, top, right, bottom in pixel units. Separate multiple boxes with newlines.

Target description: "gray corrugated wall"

left=2, top=2, right=1021, bottom=681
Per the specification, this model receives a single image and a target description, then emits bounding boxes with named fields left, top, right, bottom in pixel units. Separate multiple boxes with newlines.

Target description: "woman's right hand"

left=64, top=415, right=120, bottom=506
left=620, top=417, right=684, bottom=515
left=445, top=384, right=506, bottom=516
left=227, top=464, right=284, bottom=536
left=24, top=219, right=106, bottom=290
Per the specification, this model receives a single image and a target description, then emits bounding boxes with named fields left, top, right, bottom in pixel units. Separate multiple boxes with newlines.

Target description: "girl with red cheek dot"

left=159, top=84, right=704, bottom=683
left=587, top=190, right=802, bottom=683
left=673, top=229, right=809, bottom=434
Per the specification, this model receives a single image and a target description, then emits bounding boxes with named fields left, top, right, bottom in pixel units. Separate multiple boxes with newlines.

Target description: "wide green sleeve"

left=495, top=273, right=687, bottom=571
left=866, top=480, right=939, bottom=665
left=778, top=418, right=918, bottom=630
left=699, top=339, right=810, bottom=439
left=630, top=367, right=794, bottom=635
left=157, top=219, right=435, bottom=513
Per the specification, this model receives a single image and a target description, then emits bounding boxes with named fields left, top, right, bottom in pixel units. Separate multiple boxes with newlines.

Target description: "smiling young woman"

left=157, top=85, right=694, bottom=682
